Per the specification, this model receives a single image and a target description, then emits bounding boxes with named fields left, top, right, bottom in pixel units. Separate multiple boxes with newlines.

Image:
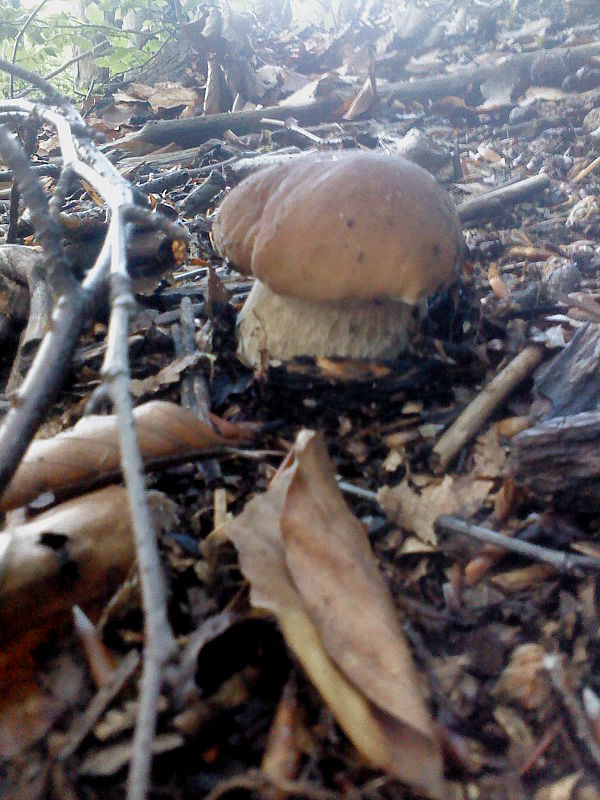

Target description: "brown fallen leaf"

left=0, top=400, right=225, bottom=511
left=78, top=733, right=184, bottom=777
left=228, top=430, right=444, bottom=799
left=378, top=474, right=493, bottom=545
left=0, top=486, right=162, bottom=651
left=129, top=354, right=202, bottom=398
left=342, top=75, right=374, bottom=120
left=0, top=487, right=173, bottom=758
left=261, top=679, right=303, bottom=798
left=494, top=643, right=550, bottom=711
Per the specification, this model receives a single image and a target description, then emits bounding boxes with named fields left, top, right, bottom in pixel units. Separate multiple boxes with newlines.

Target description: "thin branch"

left=436, top=515, right=600, bottom=574
left=102, top=212, right=177, bottom=800
left=0, top=88, right=186, bottom=800
left=544, top=655, right=600, bottom=773
left=430, top=345, right=544, bottom=473
left=0, top=56, right=63, bottom=102
left=0, top=123, right=74, bottom=294
left=457, top=174, right=551, bottom=224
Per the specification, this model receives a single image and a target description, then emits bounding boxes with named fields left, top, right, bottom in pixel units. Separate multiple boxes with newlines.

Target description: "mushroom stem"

left=237, top=280, right=415, bottom=368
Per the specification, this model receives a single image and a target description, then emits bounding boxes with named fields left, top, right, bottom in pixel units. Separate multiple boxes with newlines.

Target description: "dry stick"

left=5, top=253, right=53, bottom=392
left=58, top=649, right=140, bottom=760
left=383, top=40, right=600, bottom=104
left=456, top=174, right=551, bottom=224
left=430, top=344, right=544, bottom=474
left=102, top=211, right=177, bottom=800
left=0, top=124, right=88, bottom=493
left=436, top=515, right=600, bottom=574
left=112, top=95, right=344, bottom=149
left=574, top=154, right=600, bottom=184
left=175, top=295, right=212, bottom=423
left=544, top=655, right=600, bottom=773
left=0, top=95, right=185, bottom=800
left=114, top=41, right=600, bottom=150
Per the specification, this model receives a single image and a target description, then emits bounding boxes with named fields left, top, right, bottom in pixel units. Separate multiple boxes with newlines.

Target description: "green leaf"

left=85, top=3, right=105, bottom=25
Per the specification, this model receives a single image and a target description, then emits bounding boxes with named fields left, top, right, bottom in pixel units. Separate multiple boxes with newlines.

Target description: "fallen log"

left=509, top=411, right=600, bottom=512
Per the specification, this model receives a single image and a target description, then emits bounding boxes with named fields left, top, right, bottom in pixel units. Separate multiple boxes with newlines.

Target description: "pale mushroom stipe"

left=211, top=151, right=464, bottom=368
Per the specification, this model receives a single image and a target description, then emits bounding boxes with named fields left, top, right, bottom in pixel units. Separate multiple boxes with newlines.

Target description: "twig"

left=436, top=515, right=600, bottom=574
left=0, top=56, right=63, bottom=102
left=518, top=720, right=562, bottom=777
left=0, top=83, right=186, bottom=799
left=430, top=344, right=544, bottom=473
left=102, top=217, right=178, bottom=798
left=5, top=248, right=53, bottom=391
left=174, top=296, right=212, bottom=423
left=544, top=655, right=600, bottom=774
left=0, top=124, right=87, bottom=491
left=9, top=0, right=48, bottom=98
left=574, top=155, right=600, bottom=183
left=110, top=96, right=344, bottom=150
left=337, top=479, right=378, bottom=503
left=58, top=649, right=140, bottom=760
left=0, top=117, right=72, bottom=291
left=457, top=174, right=551, bottom=224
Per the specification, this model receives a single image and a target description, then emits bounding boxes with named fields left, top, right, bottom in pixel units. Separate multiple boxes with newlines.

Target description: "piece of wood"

left=382, top=40, right=600, bottom=104
left=112, top=96, right=344, bottom=150
left=533, top=322, right=600, bottom=419
left=457, top=175, right=551, bottom=224
left=509, top=411, right=600, bottom=511
left=430, top=345, right=544, bottom=474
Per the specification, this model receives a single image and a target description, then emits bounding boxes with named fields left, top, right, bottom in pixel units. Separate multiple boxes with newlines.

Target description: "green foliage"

left=0, top=0, right=180, bottom=98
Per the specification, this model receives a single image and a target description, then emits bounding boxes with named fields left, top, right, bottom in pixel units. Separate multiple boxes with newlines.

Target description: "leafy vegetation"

left=0, top=0, right=198, bottom=97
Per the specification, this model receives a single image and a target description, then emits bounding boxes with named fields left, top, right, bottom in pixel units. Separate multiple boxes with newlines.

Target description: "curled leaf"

left=228, top=430, right=444, bottom=799
left=0, top=401, right=225, bottom=511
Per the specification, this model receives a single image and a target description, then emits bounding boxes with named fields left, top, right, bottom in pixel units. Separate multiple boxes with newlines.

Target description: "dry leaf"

left=491, top=563, right=555, bottom=593
left=534, top=774, right=584, bottom=800
left=146, top=83, right=199, bottom=113
left=129, top=354, right=202, bottom=398
left=489, top=263, right=511, bottom=299
left=495, top=643, right=550, bottom=710
left=79, top=733, right=184, bottom=777
left=473, top=427, right=507, bottom=479
left=0, top=400, right=224, bottom=511
left=343, top=76, right=374, bottom=121
left=228, top=430, right=444, bottom=799
left=0, top=486, right=140, bottom=649
left=479, top=71, right=517, bottom=110
left=378, top=475, right=493, bottom=545
left=204, top=58, right=228, bottom=115
left=0, top=486, right=169, bottom=757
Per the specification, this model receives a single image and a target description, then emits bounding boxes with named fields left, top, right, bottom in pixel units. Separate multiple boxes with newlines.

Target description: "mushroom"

left=211, top=150, right=463, bottom=367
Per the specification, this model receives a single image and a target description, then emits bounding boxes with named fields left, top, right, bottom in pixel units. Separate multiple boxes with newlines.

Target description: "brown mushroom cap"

left=211, top=150, right=463, bottom=305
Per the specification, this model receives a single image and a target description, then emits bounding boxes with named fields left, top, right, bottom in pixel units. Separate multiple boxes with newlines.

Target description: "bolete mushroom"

left=211, top=150, right=463, bottom=367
